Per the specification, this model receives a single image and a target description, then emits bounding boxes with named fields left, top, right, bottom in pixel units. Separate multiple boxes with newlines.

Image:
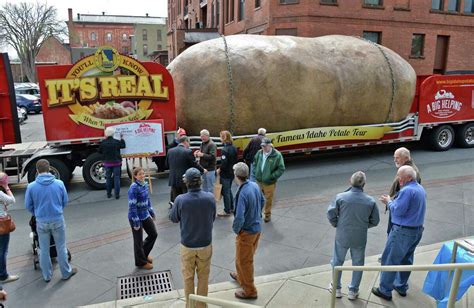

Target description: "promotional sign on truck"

left=36, top=46, right=176, bottom=143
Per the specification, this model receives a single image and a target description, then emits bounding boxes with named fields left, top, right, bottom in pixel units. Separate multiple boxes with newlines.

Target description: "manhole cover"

left=117, top=270, right=174, bottom=300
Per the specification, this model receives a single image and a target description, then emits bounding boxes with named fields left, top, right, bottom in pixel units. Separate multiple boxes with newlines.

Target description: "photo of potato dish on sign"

left=83, top=101, right=137, bottom=119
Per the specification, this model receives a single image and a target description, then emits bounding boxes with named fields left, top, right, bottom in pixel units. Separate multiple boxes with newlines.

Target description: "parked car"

left=16, top=94, right=42, bottom=114
left=14, top=83, right=40, bottom=98
left=17, top=106, right=27, bottom=124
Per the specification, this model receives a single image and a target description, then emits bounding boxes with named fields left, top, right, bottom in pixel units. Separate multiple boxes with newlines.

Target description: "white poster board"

left=109, top=120, right=165, bottom=158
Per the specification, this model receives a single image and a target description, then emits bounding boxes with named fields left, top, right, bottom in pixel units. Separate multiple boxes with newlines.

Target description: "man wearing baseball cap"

left=169, top=168, right=216, bottom=308
left=252, top=138, right=285, bottom=222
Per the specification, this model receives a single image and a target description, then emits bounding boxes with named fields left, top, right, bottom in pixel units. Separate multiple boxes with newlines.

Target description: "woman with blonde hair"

left=0, top=173, right=18, bottom=283
left=128, top=167, right=157, bottom=270
left=216, top=131, right=238, bottom=217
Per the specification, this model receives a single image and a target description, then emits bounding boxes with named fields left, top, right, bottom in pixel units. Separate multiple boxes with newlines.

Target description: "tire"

left=27, top=158, right=70, bottom=184
left=82, top=152, right=106, bottom=190
left=428, top=125, right=455, bottom=151
left=454, top=123, right=474, bottom=148
left=20, top=106, right=27, bottom=115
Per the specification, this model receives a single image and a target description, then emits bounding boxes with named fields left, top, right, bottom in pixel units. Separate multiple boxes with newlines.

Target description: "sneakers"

left=328, top=283, right=342, bottom=298
left=348, top=290, right=359, bottom=300
left=217, top=211, right=231, bottom=217
left=1, top=275, right=19, bottom=283
left=371, top=287, right=392, bottom=301
left=264, top=216, right=271, bottom=223
left=63, top=268, right=78, bottom=280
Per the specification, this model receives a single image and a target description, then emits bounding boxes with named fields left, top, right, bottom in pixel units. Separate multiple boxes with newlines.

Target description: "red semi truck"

left=0, top=49, right=473, bottom=189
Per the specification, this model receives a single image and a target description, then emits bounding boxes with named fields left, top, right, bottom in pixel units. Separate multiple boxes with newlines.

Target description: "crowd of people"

left=0, top=124, right=427, bottom=306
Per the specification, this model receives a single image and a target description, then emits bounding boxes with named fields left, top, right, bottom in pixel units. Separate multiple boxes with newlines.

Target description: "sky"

left=0, top=0, right=168, bottom=55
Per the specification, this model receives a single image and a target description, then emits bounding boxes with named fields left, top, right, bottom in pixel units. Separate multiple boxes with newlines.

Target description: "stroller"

left=29, top=216, right=71, bottom=270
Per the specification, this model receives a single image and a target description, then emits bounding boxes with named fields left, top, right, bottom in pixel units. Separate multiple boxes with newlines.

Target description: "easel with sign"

left=109, top=120, right=166, bottom=195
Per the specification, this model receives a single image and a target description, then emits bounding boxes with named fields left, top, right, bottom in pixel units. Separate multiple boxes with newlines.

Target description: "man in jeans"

left=194, top=129, right=217, bottom=193
left=372, top=166, right=426, bottom=301
left=98, top=126, right=126, bottom=199
left=230, top=162, right=265, bottom=300
left=327, top=171, right=379, bottom=300
left=169, top=168, right=215, bottom=308
left=25, top=159, right=77, bottom=282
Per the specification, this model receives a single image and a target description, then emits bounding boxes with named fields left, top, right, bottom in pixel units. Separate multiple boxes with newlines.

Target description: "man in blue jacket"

left=327, top=171, right=380, bottom=300
left=372, top=165, right=426, bottom=301
left=230, top=162, right=265, bottom=300
left=25, top=159, right=77, bottom=282
left=169, top=168, right=215, bottom=308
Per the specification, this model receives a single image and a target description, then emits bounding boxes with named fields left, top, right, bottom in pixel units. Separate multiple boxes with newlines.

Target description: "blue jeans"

left=221, top=177, right=234, bottom=214
left=105, top=165, right=121, bottom=197
left=331, top=241, right=365, bottom=292
left=37, top=218, right=73, bottom=281
left=379, top=224, right=424, bottom=296
left=202, top=171, right=216, bottom=194
left=0, top=233, right=10, bottom=280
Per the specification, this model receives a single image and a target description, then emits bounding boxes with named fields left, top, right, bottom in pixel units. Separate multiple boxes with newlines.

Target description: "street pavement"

left=3, top=144, right=474, bottom=307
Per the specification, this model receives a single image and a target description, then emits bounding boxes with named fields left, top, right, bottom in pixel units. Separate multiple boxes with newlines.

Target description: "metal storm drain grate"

left=117, top=270, right=174, bottom=300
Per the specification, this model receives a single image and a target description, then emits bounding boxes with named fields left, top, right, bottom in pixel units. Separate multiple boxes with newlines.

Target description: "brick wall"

left=36, top=37, right=71, bottom=64
left=69, top=22, right=134, bottom=53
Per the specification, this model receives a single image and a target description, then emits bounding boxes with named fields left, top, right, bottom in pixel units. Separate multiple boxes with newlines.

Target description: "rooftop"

left=72, top=14, right=166, bottom=25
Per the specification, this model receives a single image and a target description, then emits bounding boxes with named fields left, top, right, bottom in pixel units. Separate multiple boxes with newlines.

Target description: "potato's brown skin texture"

left=168, top=35, right=416, bottom=136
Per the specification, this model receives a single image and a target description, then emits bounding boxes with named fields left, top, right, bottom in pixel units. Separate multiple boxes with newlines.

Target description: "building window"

left=255, top=0, right=261, bottom=8
left=411, top=34, right=425, bottom=57
left=364, top=0, right=383, bottom=6
left=275, top=28, right=298, bottom=36
left=122, top=33, right=128, bottom=41
left=122, top=46, right=129, bottom=54
left=157, top=44, right=162, bottom=50
left=448, top=0, right=460, bottom=11
left=143, top=44, right=148, bottom=56
left=143, top=29, right=148, bottom=41
left=106, top=32, right=112, bottom=41
left=280, top=0, right=299, bottom=4
left=238, top=0, right=245, bottom=20
left=432, top=0, right=444, bottom=10
left=363, top=31, right=381, bottom=44
left=157, top=29, right=162, bottom=41
left=90, top=32, right=96, bottom=41
left=465, top=0, right=474, bottom=13
left=320, top=0, right=337, bottom=4
left=216, top=0, right=220, bottom=26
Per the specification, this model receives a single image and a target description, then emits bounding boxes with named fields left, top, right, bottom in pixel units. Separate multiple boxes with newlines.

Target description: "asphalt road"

left=19, top=113, right=46, bottom=143
left=6, top=114, right=474, bottom=307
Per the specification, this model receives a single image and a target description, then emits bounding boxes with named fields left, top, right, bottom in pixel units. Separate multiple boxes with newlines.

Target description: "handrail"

left=330, top=262, right=474, bottom=308
left=189, top=294, right=263, bottom=308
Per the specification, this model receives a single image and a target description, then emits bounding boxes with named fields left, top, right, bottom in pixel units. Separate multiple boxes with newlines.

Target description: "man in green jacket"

left=252, top=138, right=285, bottom=222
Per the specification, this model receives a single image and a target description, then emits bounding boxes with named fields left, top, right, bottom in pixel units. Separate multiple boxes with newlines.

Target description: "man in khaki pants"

left=230, top=163, right=265, bottom=299
left=252, top=138, right=285, bottom=222
left=169, top=168, right=216, bottom=307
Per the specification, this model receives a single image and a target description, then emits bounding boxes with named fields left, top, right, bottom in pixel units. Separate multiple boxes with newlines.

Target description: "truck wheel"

left=27, top=158, right=70, bottom=184
left=454, top=123, right=474, bottom=148
left=429, top=125, right=455, bottom=151
left=82, top=152, right=106, bottom=190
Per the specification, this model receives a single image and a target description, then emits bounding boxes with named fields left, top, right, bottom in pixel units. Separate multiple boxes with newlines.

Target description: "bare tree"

left=0, top=2, right=64, bottom=82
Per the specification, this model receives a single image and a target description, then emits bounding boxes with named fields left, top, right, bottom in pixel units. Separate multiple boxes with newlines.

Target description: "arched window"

left=90, top=32, right=97, bottom=41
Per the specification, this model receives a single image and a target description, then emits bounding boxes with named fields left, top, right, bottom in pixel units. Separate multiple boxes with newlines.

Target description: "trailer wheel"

left=454, top=123, right=474, bottom=148
left=27, top=158, right=70, bottom=184
left=82, top=152, right=106, bottom=190
left=429, top=125, right=455, bottom=151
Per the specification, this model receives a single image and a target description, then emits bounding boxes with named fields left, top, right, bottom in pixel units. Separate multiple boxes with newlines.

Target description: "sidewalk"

left=84, top=239, right=473, bottom=307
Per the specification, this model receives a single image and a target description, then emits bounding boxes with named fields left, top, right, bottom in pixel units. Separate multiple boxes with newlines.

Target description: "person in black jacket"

left=98, top=127, right=126, bottom=199
left=217, top=130, right=238, bottom=217
left=166, top=136, right=205, bottom=202
left=242, top=128, right=266, bottom=182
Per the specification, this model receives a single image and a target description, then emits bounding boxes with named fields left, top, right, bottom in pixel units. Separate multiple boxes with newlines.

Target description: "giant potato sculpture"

left=168, top=34, right=416, bottom=136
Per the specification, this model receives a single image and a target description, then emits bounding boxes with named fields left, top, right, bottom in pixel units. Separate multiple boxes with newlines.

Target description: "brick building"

left=67, top=9, right=168, bottom=65
left=36, top=36, right=71, bottom=65
left=167, top=0, right=474, bottom=74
